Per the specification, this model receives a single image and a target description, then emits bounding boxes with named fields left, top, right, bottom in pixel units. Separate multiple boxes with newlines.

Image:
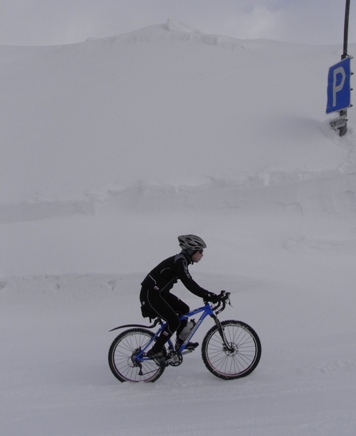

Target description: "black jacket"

left=141, top=252, right=209, bottom=298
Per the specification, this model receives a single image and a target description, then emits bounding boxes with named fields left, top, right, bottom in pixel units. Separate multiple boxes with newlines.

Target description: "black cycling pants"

left=140, top=287, right=189, bottom=343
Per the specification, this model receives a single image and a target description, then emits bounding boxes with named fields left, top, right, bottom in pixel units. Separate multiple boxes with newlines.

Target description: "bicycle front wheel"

left=108, top=328, right=165, bottom=383
left=202, top=320, right=261, bottom=380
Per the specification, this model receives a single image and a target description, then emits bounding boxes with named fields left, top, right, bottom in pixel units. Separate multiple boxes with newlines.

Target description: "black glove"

left=205, top=292, right=220, bottom=303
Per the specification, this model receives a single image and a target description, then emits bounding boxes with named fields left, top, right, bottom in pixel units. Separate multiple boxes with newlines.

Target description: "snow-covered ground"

left=1, top=22, right=356, bottom=435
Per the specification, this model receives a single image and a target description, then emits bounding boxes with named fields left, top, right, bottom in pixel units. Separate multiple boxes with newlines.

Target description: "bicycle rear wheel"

left=202, top=320, right=261, bottom=380
left=108, top=328, right=165, bottom=382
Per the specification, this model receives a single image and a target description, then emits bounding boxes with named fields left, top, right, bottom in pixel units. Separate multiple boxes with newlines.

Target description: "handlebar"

left=207, top=290, right=231, bottom=315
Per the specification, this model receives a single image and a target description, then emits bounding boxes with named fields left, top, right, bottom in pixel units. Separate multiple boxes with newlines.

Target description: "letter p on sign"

left=333, top=67, right=346, bottom=107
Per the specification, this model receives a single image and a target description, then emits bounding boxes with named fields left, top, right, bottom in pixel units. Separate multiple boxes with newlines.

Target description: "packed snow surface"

left=1, top=22, right=356, bottom=435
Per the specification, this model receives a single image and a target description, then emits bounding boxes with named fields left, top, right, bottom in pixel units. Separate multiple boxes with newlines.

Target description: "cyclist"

left=140, top=234, right=220, bottom=365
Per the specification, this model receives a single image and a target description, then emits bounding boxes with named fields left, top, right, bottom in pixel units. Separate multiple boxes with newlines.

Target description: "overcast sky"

left=0, top=0, right=355, bottom=47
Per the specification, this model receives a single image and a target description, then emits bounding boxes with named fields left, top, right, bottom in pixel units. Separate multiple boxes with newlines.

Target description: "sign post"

left=326, top=0, right=353, bottom=136
left=340, top=0, right=352, bottom=136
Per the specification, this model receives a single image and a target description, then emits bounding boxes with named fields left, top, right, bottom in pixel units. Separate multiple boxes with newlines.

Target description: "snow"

left=1, top=21, right=356, bottom=435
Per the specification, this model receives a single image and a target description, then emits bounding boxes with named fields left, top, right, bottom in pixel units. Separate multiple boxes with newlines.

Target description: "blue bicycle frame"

left=137, top=301, right=216, bottom=362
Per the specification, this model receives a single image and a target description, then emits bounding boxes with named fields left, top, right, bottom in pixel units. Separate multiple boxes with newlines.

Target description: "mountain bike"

left=108, top=291, right=261, bottom=383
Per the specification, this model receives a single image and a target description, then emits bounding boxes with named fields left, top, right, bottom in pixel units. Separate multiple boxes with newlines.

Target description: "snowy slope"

left=1, top=22, right=356, bottom=435
left=0, top=22, right=354, bottom=205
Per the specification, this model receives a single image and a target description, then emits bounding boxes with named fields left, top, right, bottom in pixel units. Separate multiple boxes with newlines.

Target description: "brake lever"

left=221, top=291, right=232, bottom=308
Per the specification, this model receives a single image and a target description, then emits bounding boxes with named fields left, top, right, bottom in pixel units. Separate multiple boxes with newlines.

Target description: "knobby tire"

left=108, top=328, right=165, bottom=383
left=201, top=320, right=261, bottom=380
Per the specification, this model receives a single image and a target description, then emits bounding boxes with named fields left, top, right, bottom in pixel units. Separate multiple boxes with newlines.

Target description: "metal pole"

left=339, top=0, right=351, bottom=136
left=342, top=0, right=351, bottom=60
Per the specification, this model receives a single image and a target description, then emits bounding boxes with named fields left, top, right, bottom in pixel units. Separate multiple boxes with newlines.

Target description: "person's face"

left=191, top=250, right=203, bottom=263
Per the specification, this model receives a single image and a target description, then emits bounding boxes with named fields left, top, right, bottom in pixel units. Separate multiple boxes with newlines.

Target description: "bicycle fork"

left=212, top=315, right=234, bottom=353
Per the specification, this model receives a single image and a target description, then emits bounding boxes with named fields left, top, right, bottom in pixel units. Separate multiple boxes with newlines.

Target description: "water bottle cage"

left=178, top=320, right=196, bottom=341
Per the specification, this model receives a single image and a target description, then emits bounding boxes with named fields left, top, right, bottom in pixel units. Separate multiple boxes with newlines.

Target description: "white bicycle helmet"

left=178, top=234, right=207, bottom=252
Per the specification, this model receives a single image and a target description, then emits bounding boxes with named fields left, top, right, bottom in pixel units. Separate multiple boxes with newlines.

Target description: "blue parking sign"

left=326, top=57, right=351, bottom=114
